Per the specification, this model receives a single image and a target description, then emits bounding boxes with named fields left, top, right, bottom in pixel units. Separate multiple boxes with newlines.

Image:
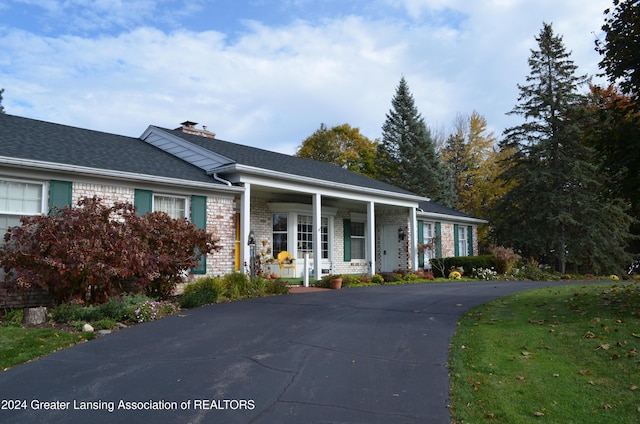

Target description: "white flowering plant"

left=132, top=300, right=178, bottom=323
left=473, top=267, right=498, bottom=281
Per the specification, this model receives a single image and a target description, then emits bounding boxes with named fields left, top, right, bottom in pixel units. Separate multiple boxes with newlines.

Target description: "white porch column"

left=313, top=192, right=322, bottom=281
left=367, top=201, right=375, bottom=277
left=410, top=206, right=418, bottom=271
left=241, top=183, right=251, bottom=274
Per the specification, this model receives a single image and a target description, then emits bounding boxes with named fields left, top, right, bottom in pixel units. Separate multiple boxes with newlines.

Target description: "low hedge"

left=430, top=255, right=496, bottom=278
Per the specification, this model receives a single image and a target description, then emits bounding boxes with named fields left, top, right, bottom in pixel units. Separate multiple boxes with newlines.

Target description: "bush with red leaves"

left=0, top=196, right=220, bottom=304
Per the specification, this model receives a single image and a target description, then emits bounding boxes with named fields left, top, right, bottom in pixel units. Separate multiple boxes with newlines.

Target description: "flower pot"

left=330, top=278, right=343, bottom=290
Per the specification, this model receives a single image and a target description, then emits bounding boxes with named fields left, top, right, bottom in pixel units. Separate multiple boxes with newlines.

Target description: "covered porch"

left=237, top=179, right=422, bottom=281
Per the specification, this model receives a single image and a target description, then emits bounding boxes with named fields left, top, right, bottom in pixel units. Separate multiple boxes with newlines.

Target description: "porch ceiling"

left=250, top=185, right=410, bottom=212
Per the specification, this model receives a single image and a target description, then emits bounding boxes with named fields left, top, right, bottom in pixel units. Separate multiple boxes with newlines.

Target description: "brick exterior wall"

left=205, top=194, right=238, bottom=276
left=249, top=197, right=273, bottom=248
left=72, top=182, right=135, bottom=206
left=440, top=222, right=456, bottom=258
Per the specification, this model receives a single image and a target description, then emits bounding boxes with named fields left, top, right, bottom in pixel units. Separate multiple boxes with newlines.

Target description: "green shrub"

left=95, top=297, right=129, bottom=322
left=2, top=309, right=24, bottom=327
left=404, top=273, right=419, bottom=281
left=372, top=274, right=384, bottom=284
left=51, top=302, right=89, bottom=323
left=342, top=275, right=360, bottom=287
left=266, top=278, right=290, bottom=295
left=180, top=277, right=225, bottom=308
left=520, top=258, right=551, bottom=281
left=430, top=256, right=496, bottom=278
left=51, top=295, right=151, bottom=323
left=251, top=277, right=269, bottom=297
left=224, top=273, right=251, bottom=299
left=93, top=319, right=117, bottom=330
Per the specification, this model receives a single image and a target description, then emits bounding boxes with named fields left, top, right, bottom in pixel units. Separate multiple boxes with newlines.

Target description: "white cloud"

left=0, top=0, right=611, bottom=154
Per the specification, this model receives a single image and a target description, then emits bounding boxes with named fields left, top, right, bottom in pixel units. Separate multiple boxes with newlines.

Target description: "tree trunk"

left=22, top=307, right=47, bottom=326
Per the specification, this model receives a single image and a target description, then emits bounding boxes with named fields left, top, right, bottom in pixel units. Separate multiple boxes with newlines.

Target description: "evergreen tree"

left=442, top=115, right=469, bottom=204
left=377, top=77, right=455, bottom=206
left=0, top=88, right=5, bottom=114
left=594, top=0, right=640, bottom=215
left=493, top=23, right=633, bottom=274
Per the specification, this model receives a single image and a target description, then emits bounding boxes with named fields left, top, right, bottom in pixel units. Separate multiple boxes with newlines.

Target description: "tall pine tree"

left=493, top=23, right=633, bottom=274
left=377, top=77, right=454, bottom=206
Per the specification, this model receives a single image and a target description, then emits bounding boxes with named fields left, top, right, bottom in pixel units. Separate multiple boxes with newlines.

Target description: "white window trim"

left=350, top=212, right=367, bottom=261
left=458, top=226, right=468, bottom=257
left=0, top=177, right=47, bottom=217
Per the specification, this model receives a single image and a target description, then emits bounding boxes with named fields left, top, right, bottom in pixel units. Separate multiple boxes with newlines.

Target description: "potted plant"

left=318, top=274, right=343, bottom=289
left=329, top=274, right=343, bottom=290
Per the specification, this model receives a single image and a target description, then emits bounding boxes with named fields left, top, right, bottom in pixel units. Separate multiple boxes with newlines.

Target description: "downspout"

left=212, top=173, right=232, bottom=186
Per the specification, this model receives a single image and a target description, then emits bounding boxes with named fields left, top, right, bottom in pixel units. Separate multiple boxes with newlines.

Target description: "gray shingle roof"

left=418, top=200, right=474, bottom=218
left=1, top=114, right=217, bottom=184
left=157, top=127, right=419, bottom=196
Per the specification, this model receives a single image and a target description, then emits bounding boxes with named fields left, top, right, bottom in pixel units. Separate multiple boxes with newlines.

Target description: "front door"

left=381, top=224, right=401, bottom=272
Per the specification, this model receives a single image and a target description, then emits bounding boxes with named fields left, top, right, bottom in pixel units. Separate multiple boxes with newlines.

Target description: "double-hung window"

left=350, top=221, right=366, bottom=260
left=154, top=194, right=187, bottom=219
left=0, top=179, right=45, bottom=245
left=457, top=225, right=469, bottom=256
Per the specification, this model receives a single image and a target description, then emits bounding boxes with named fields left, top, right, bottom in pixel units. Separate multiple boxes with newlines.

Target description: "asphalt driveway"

left=0, top=280, right=597, bottom=423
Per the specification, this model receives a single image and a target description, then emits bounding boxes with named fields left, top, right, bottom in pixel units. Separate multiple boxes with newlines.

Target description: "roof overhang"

left=418, top=210, right=488, bottom=225
left=211, top=163, right=426, bottom=206
left=0, top=156, right=244, bottom=193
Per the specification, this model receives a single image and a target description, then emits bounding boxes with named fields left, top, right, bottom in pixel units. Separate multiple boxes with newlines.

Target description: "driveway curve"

left=0, top=280, right=598, bottom=423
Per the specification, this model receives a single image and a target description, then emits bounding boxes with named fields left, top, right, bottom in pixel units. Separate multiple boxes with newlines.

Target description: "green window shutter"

left=343, top=219, right=351, bottom=262
left=468, top=225, right=474, bottom=256
left=454, top=224, right=460, bottom=256
left=191, top=195, right=207, bottom=274
left=49, top=180, right=72, bottom=214
left=134, top=189, right=153, bottom=215
left=435, top=222, right=442, bottom=258
left=191, top=195, right=207, bottom=230
left=417, top=220, right=424, bottom=268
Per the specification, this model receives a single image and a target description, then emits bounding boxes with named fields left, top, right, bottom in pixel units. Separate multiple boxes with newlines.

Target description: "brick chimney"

left=175, top=121, right=216, bottom=138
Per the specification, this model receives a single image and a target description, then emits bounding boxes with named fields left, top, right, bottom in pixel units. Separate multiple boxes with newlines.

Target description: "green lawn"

left=449, top=283, right=640, bottom=423
left=0, top=324, right=92, bottom=371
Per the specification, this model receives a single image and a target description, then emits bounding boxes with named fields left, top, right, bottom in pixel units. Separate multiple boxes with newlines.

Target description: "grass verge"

left=0, top=323, right=93, bottom=371
left=449, top=283, right=640, bottom=423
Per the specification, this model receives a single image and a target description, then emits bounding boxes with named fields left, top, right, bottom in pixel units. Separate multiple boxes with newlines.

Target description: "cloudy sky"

left=0, top=0, right=610, bottom=154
